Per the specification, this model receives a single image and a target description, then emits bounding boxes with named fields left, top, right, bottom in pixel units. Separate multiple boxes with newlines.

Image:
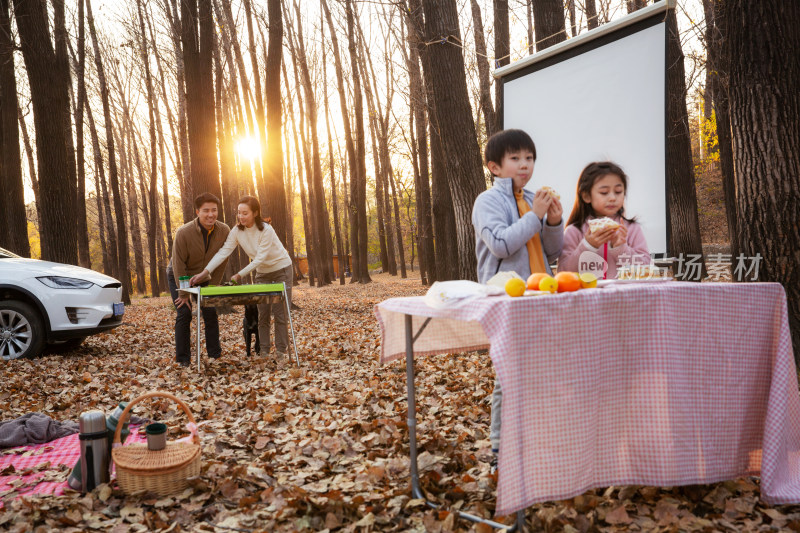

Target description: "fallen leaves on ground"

left=1, top=273, right=799, bottom=532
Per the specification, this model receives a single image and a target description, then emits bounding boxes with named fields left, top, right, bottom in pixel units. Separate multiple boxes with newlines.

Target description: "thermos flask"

left=68, top=402, right=130, bottom=491
left=77, top=410, right=110, bottom=492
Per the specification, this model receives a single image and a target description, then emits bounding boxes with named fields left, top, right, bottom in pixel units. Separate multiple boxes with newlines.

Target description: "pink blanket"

left=0, top=425, right=146, bottom=504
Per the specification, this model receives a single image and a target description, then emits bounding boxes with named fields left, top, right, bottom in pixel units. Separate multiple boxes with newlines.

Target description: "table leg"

left=404, top=314, right=523, bottom=531
left=196, top=292, right=202, bottom=372
left=283, top=284, right=300, bottom=366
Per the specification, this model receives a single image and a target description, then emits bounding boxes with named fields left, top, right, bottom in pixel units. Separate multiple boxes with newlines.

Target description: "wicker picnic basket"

left=111, top=391, right=201, bottom=496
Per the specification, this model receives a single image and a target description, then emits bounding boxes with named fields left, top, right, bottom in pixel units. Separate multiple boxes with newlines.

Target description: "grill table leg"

left=283, top=284, right=300, bottom=366
left=404, top=314, right=524, bottom=531
left=196, top=292, right=202, bottom=372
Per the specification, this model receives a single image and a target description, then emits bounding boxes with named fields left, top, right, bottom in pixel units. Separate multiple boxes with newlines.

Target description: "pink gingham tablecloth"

left=375, top=281, right=800, bottom=515
left=0, top=425, right=146, bottom=504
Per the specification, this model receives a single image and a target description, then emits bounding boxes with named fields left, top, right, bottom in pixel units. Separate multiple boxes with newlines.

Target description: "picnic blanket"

left=0, top=425, right=146, bottom=504
left=0, top=413, right=79, bottom=448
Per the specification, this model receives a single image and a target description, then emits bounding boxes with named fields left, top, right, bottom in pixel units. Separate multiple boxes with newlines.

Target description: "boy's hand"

left=546, top=197, right=563, bottom=225
left=611, top=223, right=628, bottom=247
left=585, top=226, right=616, bottom=248
left=532, top=189, right=552, bottom=219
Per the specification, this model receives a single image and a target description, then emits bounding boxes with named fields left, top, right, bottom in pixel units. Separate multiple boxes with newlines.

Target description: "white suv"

left=0, top=246, right=125, bottom=360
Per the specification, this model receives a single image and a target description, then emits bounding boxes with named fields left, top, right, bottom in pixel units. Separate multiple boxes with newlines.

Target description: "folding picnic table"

left=375, top=281, right=800, bottom=531
left=180, top=283, right=299, bottom=370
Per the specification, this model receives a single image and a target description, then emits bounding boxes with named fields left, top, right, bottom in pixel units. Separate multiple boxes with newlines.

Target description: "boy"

left=471, top=129, right=564, bottom=471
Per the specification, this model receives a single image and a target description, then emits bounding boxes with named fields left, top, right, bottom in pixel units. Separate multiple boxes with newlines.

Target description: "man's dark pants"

left=167, top=269, right=221, bottom=363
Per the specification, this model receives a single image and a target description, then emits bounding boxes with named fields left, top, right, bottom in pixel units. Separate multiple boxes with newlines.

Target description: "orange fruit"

left=579, top=272, right=597, bottom=288
left=504, top=277, right=526, bottom=297
left=538, top=275, right=558, bottom=294
left=554, top=271, right=581, bottom=292
left=526, top=272, right=549, bottom=291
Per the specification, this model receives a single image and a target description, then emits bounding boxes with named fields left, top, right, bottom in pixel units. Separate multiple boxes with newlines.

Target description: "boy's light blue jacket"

left=472, top=177, right=564, bottom=284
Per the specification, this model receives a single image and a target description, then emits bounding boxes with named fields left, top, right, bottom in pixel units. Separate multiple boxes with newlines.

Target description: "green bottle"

left=67, top=402, right=130, bottom=491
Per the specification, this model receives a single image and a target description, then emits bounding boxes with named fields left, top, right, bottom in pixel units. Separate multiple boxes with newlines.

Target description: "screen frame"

left=495, top=1, right=674, bottom=257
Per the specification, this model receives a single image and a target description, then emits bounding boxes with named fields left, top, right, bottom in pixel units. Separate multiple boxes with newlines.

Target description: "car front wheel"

left=0, top=301, right=45, bottom=360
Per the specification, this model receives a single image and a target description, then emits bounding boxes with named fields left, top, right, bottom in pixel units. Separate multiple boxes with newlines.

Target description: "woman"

left=191, top=196, right=293, bottom=360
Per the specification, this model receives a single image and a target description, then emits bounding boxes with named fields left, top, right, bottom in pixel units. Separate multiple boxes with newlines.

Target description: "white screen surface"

left=503, top=21, right=667, bottom=255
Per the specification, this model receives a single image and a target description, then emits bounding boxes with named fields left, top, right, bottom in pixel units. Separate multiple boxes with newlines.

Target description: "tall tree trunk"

left=71, top=0, right=89, bottom=266
left=182, top=0, right=220, bottom=199
left=164, top=0, right=193, bottom=221
left=532, top=0, right=568, bottom=52
left=17, top=105, right=39, bottom=231
left=321, top=0, right=365, bottom=283
left=12, top=0, right=76, bottom=264
left=493, top=0, right=509, bottom=133
left=704, top=0, right=736, bottom=259
left=86, top=0, right=130, bottom=302
left=422, top=0, right=485, bottom=280
left=53, top=0, right=79, bottom=262
left=118, top=124, right=146, bottom=296
left=626, top=0, right=647, bottom=14
left=585, top=0, right=598, bottom=31
left=263, top=0, right=288, bottom=247
left=138, top=0, right=160, bottom=296
left=430, top=122, right=459, bottom=281
left=469, top=0, right=496, bottom=138
left=288, top=2, right=332, bottom=284
left=369, top=113, right=390, bottom=272
left=321, top=15, right=346, bottom=284
left=93, top=167, right=110, bottom=276
left=84, top=93, right=118, bottom=279
left=345, top=0, right=370, bottom=283
left=404, top=13, right=435, bottom=284
left=0, top=0, right=29, bottom=257
left=665, top=9, right=705, bottom=280
left=388, top=168, right=407, bottom=278
left=568, top=0, right=577, bottom=37
left=724, top=0, right=800, bottom=361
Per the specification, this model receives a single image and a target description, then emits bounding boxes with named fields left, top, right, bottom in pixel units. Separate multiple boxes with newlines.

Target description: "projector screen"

left=499, top=6, right=668, bottom=255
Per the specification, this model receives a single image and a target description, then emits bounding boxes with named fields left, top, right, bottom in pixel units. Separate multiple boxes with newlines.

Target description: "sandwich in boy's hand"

left=588, top=216, right=620, bottom=234
left=538, top=186, right=561, bottom=200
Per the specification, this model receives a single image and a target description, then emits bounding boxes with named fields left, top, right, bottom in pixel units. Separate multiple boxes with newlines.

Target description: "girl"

left=559, top=161, right=650, bottom=279
left=191, top=196, right=294, bottom=361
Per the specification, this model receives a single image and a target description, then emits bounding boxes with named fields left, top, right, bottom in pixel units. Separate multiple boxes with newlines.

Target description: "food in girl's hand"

left=538, top=275, right=558, bottom=293
left=579, top=272, right=598, bottom=288
left=526, top=272, right=549, bottom=290
left=505, top=277, right=527, bottom=297
left=588, top=216, right=620, bottom=234
left=539, top=186, right=561, bottom=200
left=554, top=271, right=580, bottom=292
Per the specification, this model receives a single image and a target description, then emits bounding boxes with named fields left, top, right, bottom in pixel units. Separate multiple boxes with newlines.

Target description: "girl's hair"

left=236, top=196, right=266, bottom=231
left=566, top=161, right=637, bottom=228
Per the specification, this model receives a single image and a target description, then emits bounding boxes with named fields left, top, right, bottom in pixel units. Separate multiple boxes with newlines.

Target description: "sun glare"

left=235, top=136, right=261, bottom=161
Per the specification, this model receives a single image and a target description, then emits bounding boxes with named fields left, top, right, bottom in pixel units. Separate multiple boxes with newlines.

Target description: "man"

left=166, top=193, right=230, bottom=366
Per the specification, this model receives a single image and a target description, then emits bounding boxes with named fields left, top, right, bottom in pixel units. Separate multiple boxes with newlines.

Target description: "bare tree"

left=182, top=0, right=220, bottom=199
left=421, top=0, right=486, bottom=280
left=13, top=0, right=76, bottom=264
left=665, top=8, right=705, bottom=280
left=532, top=0, right=568, bottom=51
left=344, top=0, right=370, bottom=283
left=724, top=0, right=800, bottom=360
left=469, top=0, right=496, bottom=138
left=138, top=0, right=161, bottom=296
left=0, top=0, right=29, bottom=257
left=493, top=0, right=509, bottom=132
left=163, top=0, right=193, bottom=221
left=86, top=0, right=131, bottom=302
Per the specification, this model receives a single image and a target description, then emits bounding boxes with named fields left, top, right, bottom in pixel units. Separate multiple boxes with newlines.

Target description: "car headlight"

left=36, top=276, right=95, bottom=289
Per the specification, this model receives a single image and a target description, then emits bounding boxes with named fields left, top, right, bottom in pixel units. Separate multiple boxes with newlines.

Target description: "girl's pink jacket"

left=558, top=217, right=650, bottom=279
